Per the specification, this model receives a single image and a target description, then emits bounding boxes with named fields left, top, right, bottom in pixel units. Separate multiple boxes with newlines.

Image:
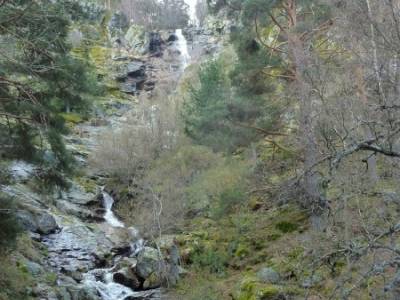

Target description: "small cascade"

left=102, top=191, right=125, bottom=228
left=83, top=269, right=136, bottom=300
left=175, top=29, right=191, bottom=69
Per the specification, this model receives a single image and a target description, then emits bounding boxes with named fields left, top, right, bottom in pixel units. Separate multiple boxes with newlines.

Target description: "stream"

left=40, top=29, right=192, bottom=300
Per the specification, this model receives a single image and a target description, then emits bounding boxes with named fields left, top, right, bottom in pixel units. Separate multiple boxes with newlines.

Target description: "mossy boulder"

left=125, top=25, right=148, bottom=55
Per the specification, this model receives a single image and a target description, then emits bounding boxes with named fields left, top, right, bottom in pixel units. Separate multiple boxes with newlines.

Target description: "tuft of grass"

left=275, top=221, right=298, bottom=233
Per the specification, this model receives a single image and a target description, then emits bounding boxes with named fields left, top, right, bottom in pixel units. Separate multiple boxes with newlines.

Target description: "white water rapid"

left=83, top=270, right=136, bottom=300
left=185, top=0, right=198, bottom=26
left=102, top=191, right=125, bottom=228
left=175, top=29, right=191, bottom=69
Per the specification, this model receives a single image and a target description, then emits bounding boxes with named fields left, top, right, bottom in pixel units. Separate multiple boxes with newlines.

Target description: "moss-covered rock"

left=60, top=113, right=84, bottom=124
left=125, top=25, right=148, bottom=55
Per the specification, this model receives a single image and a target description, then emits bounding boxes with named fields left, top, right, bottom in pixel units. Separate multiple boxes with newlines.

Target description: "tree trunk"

left=355, top=65, right=379, bottom=183
left=285, top=1, right=325, bottom=228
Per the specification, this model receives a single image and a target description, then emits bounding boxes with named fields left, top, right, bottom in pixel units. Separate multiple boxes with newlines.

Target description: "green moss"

left=44, top=272, right=57, bottom=285
left=235, top=243, right=250, bottom=259
left=60, top=113, right=83, bottom=124
left=258, top=285, right=280, bottom=299
left=267, top=233, right=282, bottom=241
left=238, top=277, right=258, bottom=300
left=76, top=177, right=97, bottom=193
left=275, top=221, right=298, bottom=233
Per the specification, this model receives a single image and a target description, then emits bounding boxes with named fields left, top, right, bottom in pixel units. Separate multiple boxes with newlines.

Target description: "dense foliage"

left=0, top=0, right=99, bottom=179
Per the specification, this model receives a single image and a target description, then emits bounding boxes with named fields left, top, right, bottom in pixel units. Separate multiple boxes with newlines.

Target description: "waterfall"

left=102, top=191, right=125, bottom=228
left=175, top=29, right=190, bottom=69
left=185, top=0, right=198, bottom=26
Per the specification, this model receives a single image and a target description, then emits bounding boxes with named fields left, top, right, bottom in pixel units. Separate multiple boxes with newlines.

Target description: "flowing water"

left=81, top=192, right=150, bottom=299
left=41, top=27, right=192, bottom=300
left=175, top=29, right=191, bottom=69
left=102, top=191, right=125, bottom=228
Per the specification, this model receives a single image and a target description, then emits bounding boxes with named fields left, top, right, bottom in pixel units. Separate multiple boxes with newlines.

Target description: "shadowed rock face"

left=148, top=32, right=163, bottom=55
left=118, top=60, right=148, bottom=94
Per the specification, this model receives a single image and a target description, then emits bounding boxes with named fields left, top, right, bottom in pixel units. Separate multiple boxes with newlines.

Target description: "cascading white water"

left=185, top=0, right=198, bottom=26
left=102, top=191, right=125, bottom=228
left=83, top=270, right=136, bottom=300
left=175, top=29, right=191, bottom=69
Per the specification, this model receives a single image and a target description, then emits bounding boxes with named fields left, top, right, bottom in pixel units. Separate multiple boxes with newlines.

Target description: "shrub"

left=191, top=247, right=229, bottom=274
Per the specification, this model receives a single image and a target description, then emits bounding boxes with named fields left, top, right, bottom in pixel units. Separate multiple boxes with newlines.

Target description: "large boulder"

left=56, top=200, right=104, bottom=222
left=16, top=208, right=58, bottom=234
left=136, top=247, right=162, bottom=280
left=113, top=267, right=141, bottom=290
left=60, top=183, right=97, bottom=206
left=36, top=211, right=59, bottom=234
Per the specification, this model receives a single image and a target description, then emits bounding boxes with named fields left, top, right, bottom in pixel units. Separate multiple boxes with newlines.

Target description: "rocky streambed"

left=1, top=21, right=225, bottom=299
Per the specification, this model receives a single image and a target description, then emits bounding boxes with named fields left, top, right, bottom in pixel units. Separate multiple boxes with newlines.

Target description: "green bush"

left=191, top=247, right=229, bottom=274
left=212, top=186, right=245, bottom=219
left=275, top=221, right=298, bottom=233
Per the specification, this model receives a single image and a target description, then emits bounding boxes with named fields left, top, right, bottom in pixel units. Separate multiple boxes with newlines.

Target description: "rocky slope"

left=0, top=22, right=222, bottom=300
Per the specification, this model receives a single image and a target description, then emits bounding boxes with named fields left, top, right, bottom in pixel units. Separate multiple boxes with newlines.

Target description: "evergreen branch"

left=254, top=14, right=287, bottom=54
left=0, top=112, right=33, bottom=122
left=268, top=12, right=288, bottom=34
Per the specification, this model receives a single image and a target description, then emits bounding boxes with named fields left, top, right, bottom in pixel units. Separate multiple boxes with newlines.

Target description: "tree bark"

left=283, top=0, right=325, bottom=229
left=354, top=65, right=379, bottom=183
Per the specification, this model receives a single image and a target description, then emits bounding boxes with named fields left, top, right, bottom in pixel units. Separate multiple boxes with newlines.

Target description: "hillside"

left=1, top=1, right=400, bottom=300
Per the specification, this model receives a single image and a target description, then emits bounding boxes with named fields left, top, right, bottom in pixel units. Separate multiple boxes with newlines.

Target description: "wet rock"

left=114, top=257, right=138, bottom=271
left=42, top=224, right=114, bottom=273
left=61, top=267, right=83, bottom=283
left=113, top=267, right=141, bottom=290
left=167, top=34, right=178, bottom=42
left=69, top=284, right=101, bottom=300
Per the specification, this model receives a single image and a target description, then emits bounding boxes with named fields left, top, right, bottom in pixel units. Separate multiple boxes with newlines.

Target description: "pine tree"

left=0, top=0, right=99, bottom=184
